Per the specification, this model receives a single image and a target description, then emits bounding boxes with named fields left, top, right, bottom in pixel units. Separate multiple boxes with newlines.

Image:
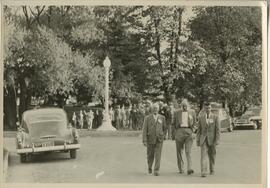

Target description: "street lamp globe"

left=103, top=56, right=111, bottom=68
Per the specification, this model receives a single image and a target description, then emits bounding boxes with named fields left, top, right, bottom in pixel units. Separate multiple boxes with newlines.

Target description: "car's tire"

left=228, top=125, right=233, bottom=132
left=70, top=149, right=77, bottom=159
left=256, top=121, right=261, bottom=130
left=252, top=123, right=257, bottom=130
left=20, top=154, right=27, bottom=163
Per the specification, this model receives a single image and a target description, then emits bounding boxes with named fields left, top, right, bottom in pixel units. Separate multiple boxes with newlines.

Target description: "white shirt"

left=181, top=111, right=189, bottom=127
left=153, top=114, right=158, bottom=122
left=206, top=113, right=213, bottom=124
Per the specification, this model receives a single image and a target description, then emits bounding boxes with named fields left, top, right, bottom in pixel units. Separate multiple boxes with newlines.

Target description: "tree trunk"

left=170, top=31, right=174, bottom=71
left=47, top=6, right=52, bottom=28
left=4, top=86, right=17, bottom=130
left=153, top=18, right=170, bottom=102
left=174, top=8, right=183, bottom=65
left=154, top=21, right=163, bottom=75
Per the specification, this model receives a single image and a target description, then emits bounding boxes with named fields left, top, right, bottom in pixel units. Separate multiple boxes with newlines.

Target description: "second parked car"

left=234, top=107, right=262, bottom=130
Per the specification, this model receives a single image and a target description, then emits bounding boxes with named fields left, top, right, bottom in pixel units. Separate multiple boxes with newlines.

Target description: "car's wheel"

left=252, top=123, right=257, bottom=130
left=20, top=154, right=27, bottom=163
left=256, top=121, right=261, bottom=130
left=70, top=149, right=77, bottom=159
left=228, top=125, right=233, bottom=132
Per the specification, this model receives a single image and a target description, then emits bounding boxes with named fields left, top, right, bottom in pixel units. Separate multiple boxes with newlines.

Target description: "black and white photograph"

left=1, top=0, right=267, bottom=186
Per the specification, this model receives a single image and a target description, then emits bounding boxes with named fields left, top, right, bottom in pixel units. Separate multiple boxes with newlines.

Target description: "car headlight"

left=16, top=133, right=24, bottom=148
left=72, top=128, right=79, bottom=141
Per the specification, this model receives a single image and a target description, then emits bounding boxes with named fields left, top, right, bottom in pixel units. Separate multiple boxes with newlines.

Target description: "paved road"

left=4, top=130, right=262, bottom=183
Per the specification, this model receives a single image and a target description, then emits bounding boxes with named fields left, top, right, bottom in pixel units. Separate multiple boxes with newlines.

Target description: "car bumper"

left=17, top=144, right=81, bottom=154
left=234, top=122, right=255, bottom=127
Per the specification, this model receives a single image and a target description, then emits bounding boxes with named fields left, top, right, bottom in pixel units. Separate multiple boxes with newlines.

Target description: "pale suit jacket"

left=196, top=112, right=220, bottom=146
left=172, top=109, right=196, bottom=141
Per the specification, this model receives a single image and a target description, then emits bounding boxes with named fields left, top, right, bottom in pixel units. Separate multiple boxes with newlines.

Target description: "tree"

left=189, top=6, right=262, bottom=115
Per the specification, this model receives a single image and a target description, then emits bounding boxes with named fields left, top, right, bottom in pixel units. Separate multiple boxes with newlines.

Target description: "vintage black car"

left=16, top=108, right=80, bottom=162
left=234, top=107, right=262, bottom=130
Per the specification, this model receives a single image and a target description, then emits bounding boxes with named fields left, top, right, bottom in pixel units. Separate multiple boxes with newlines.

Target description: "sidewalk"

left=4, top=130, right=142, bottom=138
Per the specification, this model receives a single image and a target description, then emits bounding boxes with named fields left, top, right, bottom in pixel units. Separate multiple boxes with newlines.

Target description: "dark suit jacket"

left=172, top=109, right=196, bottom=140
left=142, top=114, right=166, bottom=144
left=196, top=112, right=220, bottom=146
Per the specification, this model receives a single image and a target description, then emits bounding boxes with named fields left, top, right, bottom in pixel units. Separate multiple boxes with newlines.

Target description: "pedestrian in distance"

left=79, top=110, right=84, bottom=129
left=172, top=99, right=196, bottom=175
left=137, top=103, right=145, bottom=130
left=196, top=102, right=220, bottom=177
left=125, top=105, right=131, bottom=129
left=121, top=105, right=127, bottom=129
left=72, top=112, right=77, bottom=128
left=142, top=103, right=166, bottom=176
left=109, top=107, right=115, bottom=126
left=114, top=105, right=122, bottom=130
left=130, top=105, right=138, bottom=130
left=86, top=110, right=94, bottom=130
left=144, top=100, right=153, bottom=116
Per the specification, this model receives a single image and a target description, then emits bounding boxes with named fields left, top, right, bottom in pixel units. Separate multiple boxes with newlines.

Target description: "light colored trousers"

left=200, top=139, right=216, bottom=174
left=175, top=128, right=193, bottom=172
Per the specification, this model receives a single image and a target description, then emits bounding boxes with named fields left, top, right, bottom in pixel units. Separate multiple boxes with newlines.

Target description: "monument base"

left=97, top=115, right=116, bottom=131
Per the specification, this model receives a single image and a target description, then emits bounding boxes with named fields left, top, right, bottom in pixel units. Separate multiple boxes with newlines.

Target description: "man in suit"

left=172, top=99, right=196, bottom=175
left=142, top=103, right=166, bottom=176
left=196, top=102, right=220, bottom=177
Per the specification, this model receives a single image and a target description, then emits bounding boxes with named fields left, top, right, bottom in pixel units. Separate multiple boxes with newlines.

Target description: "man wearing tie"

left=142, top=103, right=166, bottom=176
left=172, top=99, right=196, bottom=175
left=196, top=102, right=220, bottom=177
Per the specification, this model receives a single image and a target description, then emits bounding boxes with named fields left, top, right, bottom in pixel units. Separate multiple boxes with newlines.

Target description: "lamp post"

left=97, top=56, right=116, bottom=131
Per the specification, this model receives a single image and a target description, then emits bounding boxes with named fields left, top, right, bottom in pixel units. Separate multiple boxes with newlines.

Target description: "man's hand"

left=143, top=142, right=147, bottom=147
left=215, top=141, right=220, bottom=146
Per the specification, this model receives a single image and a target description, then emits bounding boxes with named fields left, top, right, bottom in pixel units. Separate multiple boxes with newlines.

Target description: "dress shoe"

left=187, top=169, right=194, bottom=175
left=148, top=169, right=152, bottom=174
left=210, top=171, right=215, bottom=175
left=154, top=172, right=159, bottom=176
left=201, top=174, right=207, bottom=178
left=179, top=170, right=184, bottom=174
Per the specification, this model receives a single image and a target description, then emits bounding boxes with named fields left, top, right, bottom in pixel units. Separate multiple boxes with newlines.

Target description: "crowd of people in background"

left=70, top=100, right=180, bottom=137
left=71, top=109, right=103, bottom=130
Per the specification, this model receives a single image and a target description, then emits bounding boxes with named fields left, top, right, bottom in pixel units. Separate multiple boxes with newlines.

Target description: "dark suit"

left=163, top=106, right=174, bottom=139
left=142, top=114, right=166, bottom=173
left=196, top=112, right=220, bottom=175
left=172, top=109, right=195, bottom=172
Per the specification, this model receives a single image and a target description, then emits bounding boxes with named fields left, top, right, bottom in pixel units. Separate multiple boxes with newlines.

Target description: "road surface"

left=4, top=130, right=262, bottom=183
